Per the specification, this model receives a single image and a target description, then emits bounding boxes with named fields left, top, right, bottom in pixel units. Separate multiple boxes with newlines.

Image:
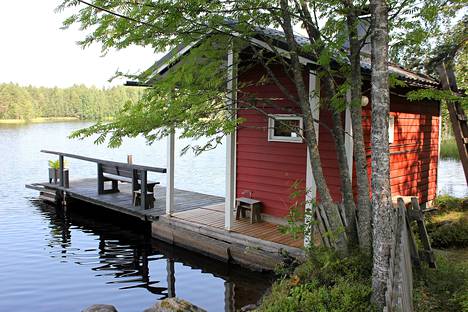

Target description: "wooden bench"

left=98, top=164, right=159, bottom=195
left=41, top=150, right=166, bottom=210
left=236, top=197, right=262, bottom=224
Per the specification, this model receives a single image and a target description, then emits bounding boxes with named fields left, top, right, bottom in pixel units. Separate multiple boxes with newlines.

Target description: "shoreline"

left=0, top=117, right=81, bottom=124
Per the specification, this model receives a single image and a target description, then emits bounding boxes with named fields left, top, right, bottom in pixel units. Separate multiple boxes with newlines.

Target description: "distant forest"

left=0, top=83, right=144, bottom=120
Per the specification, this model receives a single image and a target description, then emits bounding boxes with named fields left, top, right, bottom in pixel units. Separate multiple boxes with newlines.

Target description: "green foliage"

left=428, top=219, right=468, bottom=248
left=426, top=195, right=468, bottom=248
left=258, top=248, right=375, bottom=312
left=413, top=251, right=468, bottom=312
left=439, top=138, right=460, bottom=160
left=433, top=194, right=467, bottom=213
left=0, top=83, right=143, bottom=120
left=407, top=89, right=468, bottom=110
left=48, top=159, right=68, bottom=169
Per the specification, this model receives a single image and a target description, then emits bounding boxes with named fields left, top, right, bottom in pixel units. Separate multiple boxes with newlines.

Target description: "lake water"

left=0, top=122, right=466, bottom=312
left=0, top=122, right=273, bottom=312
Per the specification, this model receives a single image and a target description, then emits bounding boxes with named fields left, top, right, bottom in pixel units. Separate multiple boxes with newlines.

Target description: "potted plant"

left=48, top=159, right=68, bottom=184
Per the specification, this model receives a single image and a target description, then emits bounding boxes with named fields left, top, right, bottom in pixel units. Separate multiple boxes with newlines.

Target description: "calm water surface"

left=0, top=122, right=466, bottom=312
left=0, top=122, right=273, bottom=312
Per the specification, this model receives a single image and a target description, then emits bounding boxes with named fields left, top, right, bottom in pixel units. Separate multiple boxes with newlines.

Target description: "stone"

left=82, top=304, right=118, bottom=312
left=143, top=297, right=206, bottom=312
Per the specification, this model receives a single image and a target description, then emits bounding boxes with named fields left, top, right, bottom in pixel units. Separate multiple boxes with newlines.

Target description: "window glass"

left=273, top=119, right=301, bottom=137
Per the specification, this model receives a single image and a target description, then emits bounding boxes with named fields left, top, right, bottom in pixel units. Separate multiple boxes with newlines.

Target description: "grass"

left=439, top=138, right=460, bottom=160
left=0, top=117, right=80, bottom=124
left=413, top=249, right=468, bottom=312
left=413, top=195, right=468, bottom=311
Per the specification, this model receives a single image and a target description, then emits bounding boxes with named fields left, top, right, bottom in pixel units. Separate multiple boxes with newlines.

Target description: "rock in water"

left=144, top=298, right=206, bottom=312
left=82, top=304, right=118, bottom=312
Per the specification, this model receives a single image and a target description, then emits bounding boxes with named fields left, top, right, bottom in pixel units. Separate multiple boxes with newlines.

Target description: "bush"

left=428, top=215, right=468, bottom=248
left=257, top=249, right=375, bottom=312
left=427, top=195, right=468, bottom=248
left=433, top=195, right=467, bottom=213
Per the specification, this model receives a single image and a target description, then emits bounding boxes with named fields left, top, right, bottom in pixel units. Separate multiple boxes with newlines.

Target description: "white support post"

left=225, top=48, right=236, bottom=231
left=436, top=101, right=442, bottom=195
left=166, top=130, right=175, bottom=215
left=344, top=91, right=354, bottom=177
left=305, top=72, right=320, bottom=246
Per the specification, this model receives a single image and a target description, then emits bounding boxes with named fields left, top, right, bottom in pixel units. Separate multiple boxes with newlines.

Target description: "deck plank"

left=27, top=178, right=224, bottom=221
left=172, top=208, right=304, bottom=249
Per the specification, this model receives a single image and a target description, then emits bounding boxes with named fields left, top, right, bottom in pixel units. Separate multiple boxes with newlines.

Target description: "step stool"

left=236, top=197, right=262, bottom=224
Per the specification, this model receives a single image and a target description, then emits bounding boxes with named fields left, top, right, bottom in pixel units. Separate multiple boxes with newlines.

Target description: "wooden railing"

left=41, top=150, right=167, bottom=209
left=384, top=198, right=414, bottom=312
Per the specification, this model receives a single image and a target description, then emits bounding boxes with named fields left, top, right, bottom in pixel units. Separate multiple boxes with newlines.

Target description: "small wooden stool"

left=236, top=197, right=262, bottom=224
left=133, top=190, right=155, bottom=208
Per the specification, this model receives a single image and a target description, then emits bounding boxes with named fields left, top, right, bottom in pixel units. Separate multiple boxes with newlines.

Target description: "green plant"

left=48, top=159, right=68, bottom=169
left=427, top=216, right=468, bottom=248
left=439, top=138, right=460, bottom=160
left=433, top=195, right=467, bottom=212
left=426, top=195, right=468, bottom=248
left=258, top=248, right=375, bottom=312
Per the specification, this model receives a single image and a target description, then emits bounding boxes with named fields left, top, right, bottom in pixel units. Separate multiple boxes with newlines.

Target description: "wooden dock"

left=26, top=178, right=224, bottom=221
left=27, top=150, right=305, bottom=270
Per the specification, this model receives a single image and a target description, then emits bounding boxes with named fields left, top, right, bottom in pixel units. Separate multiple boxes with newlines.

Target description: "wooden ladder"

left=436, top=63, right=468, bottom=185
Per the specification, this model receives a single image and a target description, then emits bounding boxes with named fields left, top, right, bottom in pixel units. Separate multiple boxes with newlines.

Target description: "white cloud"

left=0, top=0, right=160, bottom=88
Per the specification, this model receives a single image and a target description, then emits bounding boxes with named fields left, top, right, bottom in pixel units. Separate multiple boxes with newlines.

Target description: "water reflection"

left=35, top=200, right=274, bottom=311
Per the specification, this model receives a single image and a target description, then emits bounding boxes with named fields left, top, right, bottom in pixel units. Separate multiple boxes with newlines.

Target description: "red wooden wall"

left=236, top=64, right=307, bottom=217
left=359, top=94, right=440, bottom=203
left=236, top=63, right=440, bottom=218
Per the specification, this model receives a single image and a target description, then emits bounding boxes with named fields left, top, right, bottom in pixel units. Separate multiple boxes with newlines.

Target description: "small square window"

left=268, top=114, right=303, bottom=143
left=389, top=115, right=395, bottom=144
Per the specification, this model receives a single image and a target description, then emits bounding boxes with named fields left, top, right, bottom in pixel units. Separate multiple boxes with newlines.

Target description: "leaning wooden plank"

left=411, top=197, right=436, bottom=268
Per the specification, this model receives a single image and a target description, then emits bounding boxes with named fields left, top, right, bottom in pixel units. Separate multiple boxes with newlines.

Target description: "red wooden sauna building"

left=144, top=27, right=441, bottom=265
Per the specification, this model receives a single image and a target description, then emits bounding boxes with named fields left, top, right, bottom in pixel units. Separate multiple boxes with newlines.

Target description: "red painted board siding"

left=236, top=64, right=307, bottom=217
left=356, top=93, right=440, bottom=204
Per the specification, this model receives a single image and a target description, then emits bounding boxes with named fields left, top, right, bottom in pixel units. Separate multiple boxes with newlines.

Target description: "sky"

left=0, top=1, right=160, bottom=88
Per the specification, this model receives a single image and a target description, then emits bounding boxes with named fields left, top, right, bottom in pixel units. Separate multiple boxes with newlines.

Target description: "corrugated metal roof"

left=143, top=24, right=439, bottom=87
left=254, top=26, right=439, bottom=87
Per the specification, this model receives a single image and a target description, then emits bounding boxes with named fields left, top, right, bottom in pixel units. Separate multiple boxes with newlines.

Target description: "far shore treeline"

left=0, top=83, right=144, bottom=120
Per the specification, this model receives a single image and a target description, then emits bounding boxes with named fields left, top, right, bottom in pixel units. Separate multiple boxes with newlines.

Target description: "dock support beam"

left=166, top=130, right=175, bottom=215
left=225, top=47, right=236, bottom=231
left=305, top=72, right=320, bottom=246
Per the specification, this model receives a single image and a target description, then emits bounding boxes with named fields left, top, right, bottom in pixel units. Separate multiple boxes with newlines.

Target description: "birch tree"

left=369, top=0, right=392, bottom=307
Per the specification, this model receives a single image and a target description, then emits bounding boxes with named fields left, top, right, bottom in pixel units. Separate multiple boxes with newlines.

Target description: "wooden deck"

left=171, top=204, right=304, bottom=249
left=26, top=178, right=224, bottom=221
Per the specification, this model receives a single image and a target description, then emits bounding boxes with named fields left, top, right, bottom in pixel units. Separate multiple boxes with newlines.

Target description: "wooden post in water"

left=140, top=170, right=147, bottom=209
left=59, top=155, right=64, bottom=187
left=166, top=259, right=175, bottom=298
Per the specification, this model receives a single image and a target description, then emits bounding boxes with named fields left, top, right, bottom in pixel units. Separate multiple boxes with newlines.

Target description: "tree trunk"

left=279, top=0, right=348, bottom=253
left=370, top=0, right=393, bottom=308
left=345, top=6, right=373, bottom=252
left=321, top=76, right=358, bottom=246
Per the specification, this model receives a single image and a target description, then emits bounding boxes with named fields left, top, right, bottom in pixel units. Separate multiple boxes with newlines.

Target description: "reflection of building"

left=36, top=201, right=273, bottom=311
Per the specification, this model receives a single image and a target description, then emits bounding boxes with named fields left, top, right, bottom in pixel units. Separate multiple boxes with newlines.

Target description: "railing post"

left=140, top=170, right=147, bottom=209
left=59, top=155, right=64, bottom=187
left=166, top=131, right=175, bottom=216
left=97, top=163, right=104, bottom=194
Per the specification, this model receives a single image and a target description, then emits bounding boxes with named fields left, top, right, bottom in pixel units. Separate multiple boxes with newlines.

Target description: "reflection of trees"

left=34, top=201, right=274, bottom=311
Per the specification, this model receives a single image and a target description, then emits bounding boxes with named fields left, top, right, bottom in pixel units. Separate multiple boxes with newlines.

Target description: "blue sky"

left=0, top=0, right=160, bottom=88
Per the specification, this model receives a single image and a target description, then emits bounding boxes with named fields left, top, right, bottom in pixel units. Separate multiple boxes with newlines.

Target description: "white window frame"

left=268, top=114, right=303, bottom=143
left=389, top=115, right=395, bottom=144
